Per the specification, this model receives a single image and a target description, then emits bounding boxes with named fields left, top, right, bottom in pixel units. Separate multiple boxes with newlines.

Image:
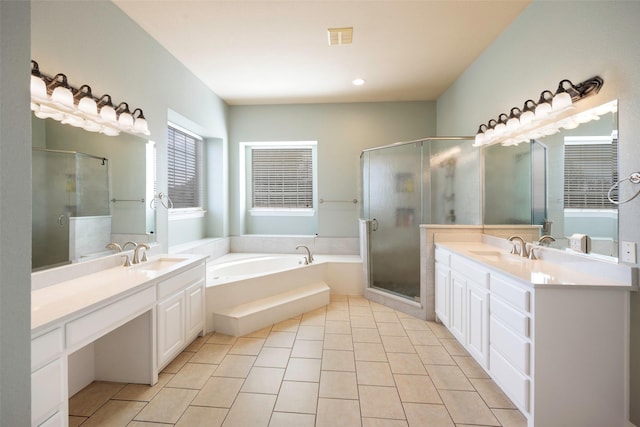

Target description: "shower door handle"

left=371, top=218, right=378, bottom=231
left=58, top=214, right=66, bottom=226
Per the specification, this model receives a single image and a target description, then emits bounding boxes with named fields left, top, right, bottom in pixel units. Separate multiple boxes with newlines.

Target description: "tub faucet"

left=105, top=242, right=122, bottom=253
left=296, top=245, right=313, bottom=265
left=133, top=243, right=150, bottom=264
left=508, top=236, right=529, bottom=258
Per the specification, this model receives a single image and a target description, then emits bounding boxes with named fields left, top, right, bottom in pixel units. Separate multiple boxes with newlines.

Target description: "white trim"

left=168, top=208, right=206, bottom=220
left=564, top=135, right=613, bottom=145
left=249, top=208, right=315, bottom=217
left=167, top=121, right=203, bottom=141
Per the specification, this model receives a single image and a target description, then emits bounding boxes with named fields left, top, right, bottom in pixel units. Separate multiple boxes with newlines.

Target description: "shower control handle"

left=371, top=218, right=378, bottom=231
left=58, top=214, right=66, bottom=227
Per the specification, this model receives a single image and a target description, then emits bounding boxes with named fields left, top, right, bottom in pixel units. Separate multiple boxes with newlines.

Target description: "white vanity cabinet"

left=156, top=263, right=206, bottom=369
left=31, top=328, right=66, bottom=427
left=434, top=250, right=451, bottom=327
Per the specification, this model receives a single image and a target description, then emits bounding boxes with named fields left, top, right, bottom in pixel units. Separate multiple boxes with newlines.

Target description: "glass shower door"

left=368, top=143, right=423, bottom=300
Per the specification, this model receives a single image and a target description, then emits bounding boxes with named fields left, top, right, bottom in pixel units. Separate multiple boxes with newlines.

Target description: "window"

left=167, top=124, right=203, bottom=212
left=564, top=135, right=618, bottom=209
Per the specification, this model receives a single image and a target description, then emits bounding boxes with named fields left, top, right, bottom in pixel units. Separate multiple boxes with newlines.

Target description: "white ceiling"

left=113, top=0, right=530, bottom=105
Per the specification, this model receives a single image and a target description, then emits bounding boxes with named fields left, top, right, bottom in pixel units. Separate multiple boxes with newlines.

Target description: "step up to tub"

left=212, top=281, right=330, bottom=336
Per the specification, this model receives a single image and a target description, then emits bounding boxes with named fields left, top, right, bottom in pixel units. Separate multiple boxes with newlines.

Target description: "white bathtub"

left=204, top=253, right=365, bottom=333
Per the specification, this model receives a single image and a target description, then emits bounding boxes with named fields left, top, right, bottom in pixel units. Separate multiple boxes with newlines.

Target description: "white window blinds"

left=564, top=136, right=618, bottom=209
left=167, top=125, right=203, bottom=209
left=251, top=147, right=313, bottom=209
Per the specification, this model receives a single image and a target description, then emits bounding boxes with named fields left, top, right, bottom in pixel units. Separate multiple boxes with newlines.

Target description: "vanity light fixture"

left=473, top=76, right=604, bottom=147
left=30, top=60, right=151, bottom=137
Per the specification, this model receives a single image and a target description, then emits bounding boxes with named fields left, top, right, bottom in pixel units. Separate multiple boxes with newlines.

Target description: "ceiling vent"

left=328, top=27, right=353, bottom=46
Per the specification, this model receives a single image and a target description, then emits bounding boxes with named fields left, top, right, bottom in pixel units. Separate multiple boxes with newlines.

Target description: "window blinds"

left=252, top=147, right=313, bottom=209
left=167, top=125, right=203, bottom=209
left=564, top=138, right=618, bottom=209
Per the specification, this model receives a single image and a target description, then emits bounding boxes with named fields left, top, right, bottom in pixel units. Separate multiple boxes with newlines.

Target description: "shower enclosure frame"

left=360, top=136, right=476, bottom=319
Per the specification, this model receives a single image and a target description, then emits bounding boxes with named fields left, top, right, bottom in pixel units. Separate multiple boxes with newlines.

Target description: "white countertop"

left=32, top=254, right=206, bottom=333
left=435, top=237, right=637, bottom=290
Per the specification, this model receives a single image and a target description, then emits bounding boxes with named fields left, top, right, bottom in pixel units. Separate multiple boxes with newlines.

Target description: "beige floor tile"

left=370, top=302, right=395, bottom=312
left=222, top=392, right=276, bottom=427
left=316, top=398, right=361, bottom=427
left=318, top=370, right=359, bottom=399
left=78, top=400, right=145, bottom=427
left=175, top=406, right=227, bottom=427
left=185, top=335, right=208, bottom=352
left=190, top=343, right=231, bottom=364
left=241, top=367, right=285, bottom=394
left=274, top=381, right=319, bottom=414
left=244, top=326, right=273, bottom=338
left=69, top=381, right=127, bottom=417
left=325, top=320, right=352, bottom=334
left=356, top=360, right=395, bottom=386
left=354, top=342, right=387, bottom=362
left=350, top=306, right=374, bottom=316
left=326, top=309, right=350, bottom=321
left=264, top=331, right=296, bottom=348
left=377, top=322, right=408, bottom=337
left=350, top=315, right=377, bottom=328
left=255, top=346, right=291, bottom=368
left=453, top=356, right=490, bottom=379
left=128, top=422, right=169, bottom=427
left=491, top=408, right=528, bottom=427
left=134, top=387, right=198, bottom=424
left=394, top=374, right=442, bottom=404
left=113, top=372, right=173, bottom=401
left=387, top=353, right=427, bottom=375
left=359, top=385, right=405, bottom=420
left=324, top=333, right=354, bottom=350
left=400, top=318, right=430, bottom=331
left=362, top=418, right=409, bottom=427
left=352, top=327, right=382, bottom=343
left=322, top=349, right=355, bottom=371
left=330, top=294, right=348, bottom=301
left=440, top=338, right=469, bottom=356
left=415, top=345, right=455, bottom=365
left=228, top=337, right=265, bottom=356
left=269, top=412, right=316, bottom=427
left=426, top=365, right=475, bottom=391
left=373, top=311, right=400, bottom=323
left=439, top=390, right=500, bottom=426
left=348, top=296, right=371, bottom=306
left=403, top=402, right=455, bottom=427
left=191, top=376, right=244, bottom=408
left=284, top=357, right=322, bottom=382
left=470, top=378, right=516, bottom=409
left=296, top=324, right=325, bottom=340
left=381, top=335, right=415, bottom=353
left=213, top=354, right=256, bottom=378
left=406, top=329, right=440, bottom=346
left=68, top=416, right=86, bottom=427
left=301, top=311, right=326, bottom=326
left=291, top=339, right=324, bottom=358
left=272, top=318, right=300, bottom=332
left=166, top=362, right=217, bottom=389
left=426, top=321, right=455, bottom=339
left=162, top=351, right=194, bottom=373
left=207, top=333, right=238, bottom=345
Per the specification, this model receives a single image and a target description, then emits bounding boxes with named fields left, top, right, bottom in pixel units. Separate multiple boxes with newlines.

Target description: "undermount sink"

left=468, top=249, right=524, bottom=263
left=134, top=257, right=184, bottom=271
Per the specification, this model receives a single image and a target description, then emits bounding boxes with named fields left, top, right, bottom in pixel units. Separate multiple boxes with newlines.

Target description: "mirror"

left=32, top=116, right=156, bottom=271
left=484, top=100, right=618, bottom=259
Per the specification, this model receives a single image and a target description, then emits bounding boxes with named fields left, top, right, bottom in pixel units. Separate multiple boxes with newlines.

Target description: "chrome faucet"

left=537, top=235, right=556, bottom=246
left=295, top=245, right=313, bottom=265
left=133, top=243, right=150, bottom=264
left=122, top=241, right=137, bottom=250
left=105, top=242, right=122, bottom=253
left=508, top=236, right=529, bottom=258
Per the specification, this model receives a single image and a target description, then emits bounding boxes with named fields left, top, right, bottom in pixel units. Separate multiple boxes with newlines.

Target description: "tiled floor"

left=68, top=295, right=526, bottom=427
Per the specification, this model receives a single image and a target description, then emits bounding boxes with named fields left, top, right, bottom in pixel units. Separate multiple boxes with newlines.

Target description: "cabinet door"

left=435, top=263, right=450, bottom=327
left=466, top=282, right=489, bottom=369
left=185, top=280, right=205, bottom=340
left=450, top=271, right=466, bottom=342
left=32, top=358, right=65, bottom=427
left=157, top=292, right=185, bottom=367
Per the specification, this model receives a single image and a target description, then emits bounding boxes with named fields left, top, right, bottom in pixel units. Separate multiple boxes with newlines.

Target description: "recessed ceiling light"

left=352, top=78, right=365, bottom=86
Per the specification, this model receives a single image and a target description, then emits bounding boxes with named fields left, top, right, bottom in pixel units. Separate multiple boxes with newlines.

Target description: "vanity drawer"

left=490, top=317, right=530, bottom=375
left=490, top=296, right=530, bottom=338
left=490, top=347, right=530, bottom=413
left=66, top=286, right=156, bottom=349
left=490, top=275, right=530, bottom=313
left=451, top=256, right=489, bottom=288
left=157, top=264, right=205, bottom=300
left=32, top=358, right=64, bottom=426
left=32, top=328, right=63, bottom=371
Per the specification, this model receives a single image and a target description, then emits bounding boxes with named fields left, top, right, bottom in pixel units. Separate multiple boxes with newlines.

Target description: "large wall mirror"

left=32, top=116, right=156, bottom=271
left=484, top=100, right=619, bottom=259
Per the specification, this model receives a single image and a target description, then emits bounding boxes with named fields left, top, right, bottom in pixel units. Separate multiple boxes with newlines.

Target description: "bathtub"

left=204, top=253, right=364, bottom=333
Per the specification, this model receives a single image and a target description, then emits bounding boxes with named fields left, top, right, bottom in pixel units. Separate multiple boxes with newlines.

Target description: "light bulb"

left=534, top=102, right=551, bottom=119
left=51, top=86, right=74, bottom=109
left=118, top=112, right=134, bottom=128
left=519, top=110, right=534, bottom=126
left=30, top=75, right=47, bottom=100
left=552, top=91, right=572, bottom=111
left=78, top=97, right=98, bottom=116
left=134, top=117, right=149, bottom=134
left=100, top=105, right=116, bottom=123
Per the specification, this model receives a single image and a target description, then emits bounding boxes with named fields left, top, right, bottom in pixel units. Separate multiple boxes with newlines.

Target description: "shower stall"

left=32, top=148, right=110, bottom=270
left=360, top=137, right=480, bottom=315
